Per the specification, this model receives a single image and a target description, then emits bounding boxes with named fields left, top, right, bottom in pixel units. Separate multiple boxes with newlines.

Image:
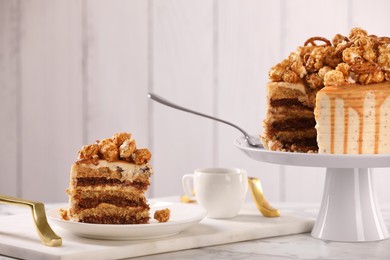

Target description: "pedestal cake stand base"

left=312, top=167, right=388, bottom=241
left=235, top=137, right=390, bottom=242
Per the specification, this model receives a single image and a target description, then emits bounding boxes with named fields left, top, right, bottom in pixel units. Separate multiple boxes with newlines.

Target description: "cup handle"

left=182, top=174, right=195, bottom=199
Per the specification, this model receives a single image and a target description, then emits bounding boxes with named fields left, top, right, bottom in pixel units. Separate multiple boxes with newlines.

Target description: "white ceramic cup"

left=182, top=168, right=248, bottom=219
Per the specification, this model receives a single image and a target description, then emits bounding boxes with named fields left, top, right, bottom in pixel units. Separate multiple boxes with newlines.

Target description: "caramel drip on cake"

left=325, top=89, right=365, bottom=154
left=330, top=97, right=336, bottom=154
left=343, top=106, right=349, bottom=154
left=317, top=82, right=390, bottom=154
left=374, top=94, right=389, bottom=153
left=375, top=102, right=380, bottom=154
left=359, top=107, right=363, bottom=154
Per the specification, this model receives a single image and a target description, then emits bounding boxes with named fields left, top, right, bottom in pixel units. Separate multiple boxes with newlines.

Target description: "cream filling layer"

left=71, top=160, right=153, bottom=181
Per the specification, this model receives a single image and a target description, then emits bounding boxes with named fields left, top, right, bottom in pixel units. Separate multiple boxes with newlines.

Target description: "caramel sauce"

left=374, top=94, right=389, bottom=153
left=343, top=106, right=349, bottom=154
left=320, top=82, right=390, bottom=154
left=330, top=97, right=336, bottom=154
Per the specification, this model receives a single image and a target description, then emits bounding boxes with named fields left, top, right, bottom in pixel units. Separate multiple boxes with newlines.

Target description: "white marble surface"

left=0, top=200, right=390, bottom=259
left=133, top=203, right=390, bottom=260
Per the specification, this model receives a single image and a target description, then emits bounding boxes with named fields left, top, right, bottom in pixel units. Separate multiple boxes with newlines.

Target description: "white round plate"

left=48, top=201, right=206, bottom=240
left=234, top=137, right=390, bottom=168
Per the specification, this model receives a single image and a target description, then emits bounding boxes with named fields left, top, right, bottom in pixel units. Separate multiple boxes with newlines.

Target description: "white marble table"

left=132, top=203, right=390, bottom=260
left=1, top=201, right=390, bottom=260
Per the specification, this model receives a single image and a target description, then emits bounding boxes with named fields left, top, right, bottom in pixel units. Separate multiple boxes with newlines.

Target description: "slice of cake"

left=261, top=81, right=319, bottom=152
left=315, top=82, right=390, bottom=154
left=63, top=132, right=153, bottom=224
left=262, top=28, right=390, bottom=154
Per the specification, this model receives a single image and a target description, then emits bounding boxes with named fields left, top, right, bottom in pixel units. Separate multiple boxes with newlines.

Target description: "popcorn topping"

left=77, top=132, right=151, bottom=165
left=154, top=208, right=171, bottom=223
left=268, top=28, right=390, bottom=87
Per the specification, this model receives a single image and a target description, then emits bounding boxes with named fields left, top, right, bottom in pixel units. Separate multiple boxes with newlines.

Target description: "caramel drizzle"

left=374, top=103, right=380, bottom=154
left=343, top=106, right=349, bottom=154
left=330, top=98, right=336, bottom=154
left=374, top=94, right=388, bottom=153
left=358, top=113, right=363, bottom=154
left=325, top=84, right=390, bottom=154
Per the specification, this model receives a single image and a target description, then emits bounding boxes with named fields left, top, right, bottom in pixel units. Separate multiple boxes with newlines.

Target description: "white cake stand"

left=235, top=137, right=390, bottom=242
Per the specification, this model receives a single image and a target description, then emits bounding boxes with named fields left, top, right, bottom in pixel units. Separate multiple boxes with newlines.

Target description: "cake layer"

left=69, top=188, right=147, bottom=201
left=266, top=118, right=316, bottom=132
left=262, top=137, right=318, bottom=153
left=269, top=128, right=317, bottom=141
left=68, top=185, right=147, bottom=197
left=70, top=203, right=150, bottom=224
left=270, top=98, right=311, bottom=109
left=81, top=215, right=149, bottom=224
left=267, top=81, right=317, bottom=108
left=267, top=106, right=314, bottom=120
left=315, top=82, right=390, bottom=154
left=72, top=160, right=153, bottom=182
left=75, top=177, right=149, bottom=190
left=73, top=194, right=149, bottom=210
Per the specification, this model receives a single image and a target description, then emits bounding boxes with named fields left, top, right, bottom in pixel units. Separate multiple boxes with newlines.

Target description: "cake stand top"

left=235, top=137, right=390, bottom=168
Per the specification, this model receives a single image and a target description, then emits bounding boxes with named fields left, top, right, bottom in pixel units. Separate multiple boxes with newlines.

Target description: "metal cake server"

left=147, top=93, right=263, bottom=148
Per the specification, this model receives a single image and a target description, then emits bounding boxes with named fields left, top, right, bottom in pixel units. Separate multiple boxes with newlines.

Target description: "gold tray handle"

left=0, top=194, right=62, bottom=247
left=248, top=177, right=280, bottom=218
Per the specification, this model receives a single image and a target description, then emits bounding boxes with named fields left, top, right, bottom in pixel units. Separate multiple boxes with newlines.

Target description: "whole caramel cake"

left=261, top=28, right=390, bottom=154
left=316, top=83, right=390, bottom=154
left=62, top=132, right=154, bottom=224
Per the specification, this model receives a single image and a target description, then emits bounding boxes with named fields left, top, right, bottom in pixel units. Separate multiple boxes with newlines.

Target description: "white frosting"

left=347, top=108, right=360, bottom=153
left=379, top=97, right=390, bottom=153
left=316, top=91, right=390, bottom=154
left=333, top=98, right=345, bottom=154
left=315, top=94, right=331, bottom=153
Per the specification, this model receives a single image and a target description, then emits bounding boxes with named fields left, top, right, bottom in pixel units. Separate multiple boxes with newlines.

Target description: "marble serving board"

left=0, top=203, right=314, bottom=260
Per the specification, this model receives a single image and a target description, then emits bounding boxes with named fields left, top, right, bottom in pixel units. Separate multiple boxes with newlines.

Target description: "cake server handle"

left=148, top=93, right=263, bottom=148
left=0, top=194, right=62, bottom=247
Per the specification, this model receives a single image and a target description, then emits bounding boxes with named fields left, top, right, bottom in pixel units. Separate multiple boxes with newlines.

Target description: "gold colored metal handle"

left=0, top=194, right=62, bottom=247
left=248, top=177, right=280, bottom=218
left=180, top=195, right=196, bottom=203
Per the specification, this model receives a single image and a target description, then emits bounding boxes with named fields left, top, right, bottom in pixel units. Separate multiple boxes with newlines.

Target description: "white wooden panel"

left=350, top=0, right=390, bottom=205
left=349, top=0, right=390, bottom=35
left=20, top=0, right=83, bottom=202
left=83, top=0, right=150, bottom=198
left=0, top=1, right=19, bottom=196
left=152, top=0, right=214, bottom=197
left=282, top=0, right=349, bottom=202
left=84, top=0, right=149, bottom=147
left=217, top=0, right=282, bottom=202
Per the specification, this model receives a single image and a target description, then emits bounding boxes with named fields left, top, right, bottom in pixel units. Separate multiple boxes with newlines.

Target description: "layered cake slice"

left=62, top=132, right=153, bottom=224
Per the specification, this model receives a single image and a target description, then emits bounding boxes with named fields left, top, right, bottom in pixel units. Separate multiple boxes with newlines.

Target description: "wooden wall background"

left=1, top=0, right=390, bottom=204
